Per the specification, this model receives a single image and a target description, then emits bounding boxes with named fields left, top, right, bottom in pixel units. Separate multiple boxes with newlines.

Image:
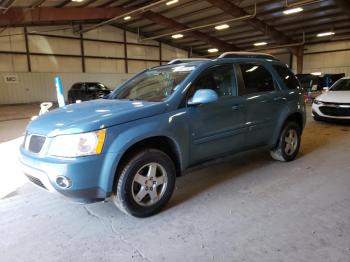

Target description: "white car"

left=312, top=77, right=350, bottom=121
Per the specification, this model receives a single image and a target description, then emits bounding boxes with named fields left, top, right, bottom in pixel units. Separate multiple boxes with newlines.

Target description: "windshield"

left=98, top=84, right=108, bottom=90
left=330, top=79, right=350, bottom=91
left=114, top=64, right=196, bottom=102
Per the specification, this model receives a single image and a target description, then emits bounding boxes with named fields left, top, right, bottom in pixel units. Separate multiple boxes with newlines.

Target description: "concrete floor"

left=0, top=105, right=350, bottom=262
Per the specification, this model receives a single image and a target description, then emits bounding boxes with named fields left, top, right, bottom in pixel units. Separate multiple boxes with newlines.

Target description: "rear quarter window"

left=273, top=65, right=300, bottom=90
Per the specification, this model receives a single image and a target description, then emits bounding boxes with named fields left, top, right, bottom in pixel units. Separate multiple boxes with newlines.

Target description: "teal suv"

left=20, top=52, right=306, bottom=217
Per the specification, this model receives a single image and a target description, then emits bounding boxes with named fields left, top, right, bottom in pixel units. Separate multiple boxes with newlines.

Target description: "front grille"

left=321, top=101, right=350, bottom=106
left=28, top=135, right=46, bottom=153
left=320, top=106, right=350, bottom=117
left=25, top=174, right=47, bottom=190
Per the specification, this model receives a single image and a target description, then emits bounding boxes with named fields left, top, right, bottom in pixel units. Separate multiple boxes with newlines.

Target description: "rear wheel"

left=270, top=121, right=301, bottom=162
left=112, top=149, right=176, bottom=217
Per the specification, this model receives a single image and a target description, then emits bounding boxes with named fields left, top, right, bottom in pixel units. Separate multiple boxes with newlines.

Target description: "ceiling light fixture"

left=215, top=24, right=230, bottom=31
left=283, top=7, right=303, bottom=15
left=172, top=34, right=184, bottom=39
left=123, top=16, right=132, bottom=21
left=166, top=0, right=178, bottom=5
left=311, top=72, right=322, bottom=76
left=317, top=31, right=335, bottom=37
left=254, top=42, right=267, bottom=46
left=208, top=48, right=219, bottom=53
left=71, top=0, right=84, bottom=2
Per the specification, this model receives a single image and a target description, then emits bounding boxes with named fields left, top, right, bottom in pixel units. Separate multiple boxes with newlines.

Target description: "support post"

left=24, top=26, right=31, bottom=72
left=123, top=29, right=128, bottom=74
left=79, top=24, right=86, bottom=73
left=159, top=42, right=162, bottom=66
left=296, top=47, right=304, bottom=74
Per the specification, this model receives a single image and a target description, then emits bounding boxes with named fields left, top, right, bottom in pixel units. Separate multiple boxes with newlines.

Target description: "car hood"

left=316, top=91, right=350, bottom=103
left=26, top=99, right=167, bottom=137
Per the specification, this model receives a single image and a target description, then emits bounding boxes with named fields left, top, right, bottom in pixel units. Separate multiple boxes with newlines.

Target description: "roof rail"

left=168, top=58, right=211, bottom=65
left=218, top=52, right=278, bottom=60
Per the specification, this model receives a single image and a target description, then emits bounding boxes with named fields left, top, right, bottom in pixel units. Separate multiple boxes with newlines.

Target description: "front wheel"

left=270, top=121, right=301, bottom=162
left=112, top=149, right=176, bottom=217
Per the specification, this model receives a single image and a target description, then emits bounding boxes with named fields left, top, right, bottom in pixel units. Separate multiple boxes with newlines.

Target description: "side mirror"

left=188, top=89, right=219, bottom=106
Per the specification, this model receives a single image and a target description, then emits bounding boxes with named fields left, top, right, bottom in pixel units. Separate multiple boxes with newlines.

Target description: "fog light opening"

left=56, top=176, right=72, bottom=189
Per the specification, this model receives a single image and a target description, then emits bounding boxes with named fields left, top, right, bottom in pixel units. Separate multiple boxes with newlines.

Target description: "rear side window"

left=273, top=65, right=300, bottom=90
left=239, top=63, right=275, bottom=95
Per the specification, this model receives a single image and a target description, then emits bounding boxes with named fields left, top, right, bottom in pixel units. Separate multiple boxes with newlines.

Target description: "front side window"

left=330, top=79, right=350, bottom=91
left=239, top=63, right=275, bottom=95
left=114, top=65, right=196, bottom=102
left=273, top=65, right=300, bottom=90
left=187, top=64, right=235, bottom=101
left=72, top=84, right=83, bottom=91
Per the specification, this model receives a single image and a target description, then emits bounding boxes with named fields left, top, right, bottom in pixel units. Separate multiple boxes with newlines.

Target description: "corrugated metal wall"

left=0, top=25, right=188, bottom=104
left=292, top=40, right=350, bottom=76
left=0, top=72, right=133, bottom=104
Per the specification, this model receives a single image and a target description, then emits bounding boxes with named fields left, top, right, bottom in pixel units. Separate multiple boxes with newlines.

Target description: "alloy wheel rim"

left=284, top=129, right=298, bottom=156
left=131, top=163, right=168, bottom=206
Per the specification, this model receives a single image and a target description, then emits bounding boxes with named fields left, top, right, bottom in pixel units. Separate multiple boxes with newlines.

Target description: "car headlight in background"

left=313, top=99, right=322, bottom=105
left=48, top=129, right=106, bottom=157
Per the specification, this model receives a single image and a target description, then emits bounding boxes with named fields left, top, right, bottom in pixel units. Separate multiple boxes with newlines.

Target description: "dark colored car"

left=68, top=82, right=111, bottom=103
left=21, top=52, right=306, bottom=217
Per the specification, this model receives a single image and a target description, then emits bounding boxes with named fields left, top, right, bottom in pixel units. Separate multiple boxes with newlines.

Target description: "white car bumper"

left=312, top=102, right=350, bottom=120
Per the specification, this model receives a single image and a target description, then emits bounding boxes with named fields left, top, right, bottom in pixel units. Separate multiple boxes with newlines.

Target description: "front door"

left=187, top=64, right=246, bottom=163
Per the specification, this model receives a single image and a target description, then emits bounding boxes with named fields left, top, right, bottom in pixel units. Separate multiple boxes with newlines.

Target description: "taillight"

left=303, top=93, right=308, bottom=104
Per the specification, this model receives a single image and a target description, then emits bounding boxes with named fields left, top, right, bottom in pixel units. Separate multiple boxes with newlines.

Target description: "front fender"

left=101, top=109, right=190, bottom=193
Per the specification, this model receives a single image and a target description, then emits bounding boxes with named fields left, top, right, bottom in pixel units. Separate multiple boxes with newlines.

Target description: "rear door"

left=187, top=64, right=246, bottom=163
left=236, top=63, right=285, bottom=148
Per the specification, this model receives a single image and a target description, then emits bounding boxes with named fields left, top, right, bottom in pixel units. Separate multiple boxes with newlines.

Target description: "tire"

left=112, top=149, right=176, bottom=217
left=270, top=121, right=301, bottom=162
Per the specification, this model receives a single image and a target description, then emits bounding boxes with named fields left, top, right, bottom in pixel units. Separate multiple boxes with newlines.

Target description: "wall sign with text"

left=4, top=74, right=19, bottom=84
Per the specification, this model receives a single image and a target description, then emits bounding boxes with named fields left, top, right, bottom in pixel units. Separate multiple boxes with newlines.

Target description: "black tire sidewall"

left=279, top=122, right=301, bottom=161
left=117, top=149, right=176, bottom=217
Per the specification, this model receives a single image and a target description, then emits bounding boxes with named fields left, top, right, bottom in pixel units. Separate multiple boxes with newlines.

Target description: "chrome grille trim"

left=24, top=134, right=47, bottom=154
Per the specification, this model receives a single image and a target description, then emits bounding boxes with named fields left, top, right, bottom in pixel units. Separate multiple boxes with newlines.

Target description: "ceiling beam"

left=98, top=0, right=118, bottom=8
left=79, top=0, right=100, bottom=8
left=1, top=7, right=239, bottom=52
left=206, top=0, right=299, bottom=55
left=31, top=0, right=46, bottom=8
left=141, top=11, right=239, bottom=51
left=333, top=0, right=350, bottom=19
left=1, top=0, right=15, bottom=14
left=0, top=7, right=128, bottom=26
left=56, top=0, right=70, bottom=8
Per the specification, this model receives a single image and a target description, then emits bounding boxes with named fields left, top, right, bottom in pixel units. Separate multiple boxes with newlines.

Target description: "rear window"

left=273, top=65, right=300, bottom=90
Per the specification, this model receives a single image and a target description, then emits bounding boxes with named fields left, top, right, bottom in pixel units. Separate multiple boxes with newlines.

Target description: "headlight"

left=313, top=99, right=322, bottom=105
left=48, top=129, right=106, bottom=157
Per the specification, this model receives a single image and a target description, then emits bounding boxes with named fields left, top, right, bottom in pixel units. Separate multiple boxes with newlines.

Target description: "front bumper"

left=312, top=102, right=350, bottom=120
left=19, top=147, right=114, bottom=203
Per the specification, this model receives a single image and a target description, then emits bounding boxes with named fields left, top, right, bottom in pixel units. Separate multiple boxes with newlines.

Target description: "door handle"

left=232, top=104, right=241, bottom=110
left=273, top=96, right=285, bottom=102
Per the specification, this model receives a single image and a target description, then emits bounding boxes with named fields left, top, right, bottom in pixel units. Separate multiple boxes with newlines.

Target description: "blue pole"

left=55, top=76, right=65, bottom=107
